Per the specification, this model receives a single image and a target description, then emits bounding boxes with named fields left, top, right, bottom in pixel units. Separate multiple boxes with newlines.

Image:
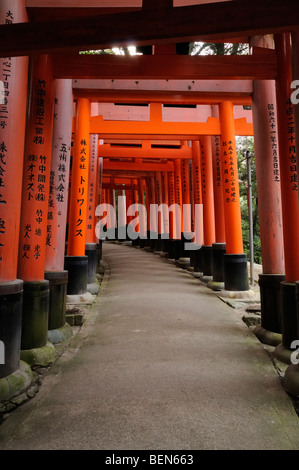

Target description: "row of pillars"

left=1, top=0, right=299, bottom=399
left=96, top=35, right=299, bottom=397
left=102, top=121, right=249, bottom=293
left=0, top=1, right=104, bottom=400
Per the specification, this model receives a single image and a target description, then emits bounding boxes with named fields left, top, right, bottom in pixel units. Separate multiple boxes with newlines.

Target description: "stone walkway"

left=0, top=242, right=298, bottom=450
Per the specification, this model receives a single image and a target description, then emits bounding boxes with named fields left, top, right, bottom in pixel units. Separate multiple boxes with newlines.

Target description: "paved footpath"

left=1, top=242, right=299, bottom=450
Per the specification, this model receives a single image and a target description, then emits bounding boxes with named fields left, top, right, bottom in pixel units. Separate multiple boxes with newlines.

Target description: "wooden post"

left=210, top=119, right=226, bottom=286
left=44, top=79, right=73, bottom=344
left=219, top=101, right=249, bottom=291
left=167, top=168, right=177, bottom=259
left=191, top=140, right=204, bottom=275
left=65, top=98, right=90, bottom=295
left=85, top=103, right=99, bottom=293
left=273, top=33, right=299, bottom=365
left=161, top=171, right=170, bottom=253
left=251, top=35, right=285, bottom=347
left=154, top=171, right=164, bottom=251
left=174, top=159, right=183, bottom=260
left=149, top=176, right=157, bottom=249
left=17, top=54, right=56, bottom=364
left=0, top=0, right=29, bottom=383
left=200, top=135, right=216, bottom=280
left=138, top=178, right=147, bottom=247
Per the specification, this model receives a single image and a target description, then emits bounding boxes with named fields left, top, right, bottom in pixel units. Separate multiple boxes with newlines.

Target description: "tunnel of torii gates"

left=3, top=0, right=299, bottom=402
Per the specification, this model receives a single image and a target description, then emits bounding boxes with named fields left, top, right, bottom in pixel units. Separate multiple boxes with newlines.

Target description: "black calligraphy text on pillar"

left=0, top=10, right=14, bottom=257
left=267, top=103, right=280, bottom=183
left=215, top=137, right=222, bottom=188
left=285, top=99, right=297, bottom=191
left=222, top=140, right=238, bottom=205
left=22, top=77, right=51, bottom=265
left=76, top=139, right=88, bottom=238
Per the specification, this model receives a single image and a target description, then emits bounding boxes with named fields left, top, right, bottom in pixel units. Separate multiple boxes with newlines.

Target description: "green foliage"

left=190, top=40, right=260, bottom=264
left=236, top=136, right=261, bottom=265
left=189, top=42, right=249, bottom=56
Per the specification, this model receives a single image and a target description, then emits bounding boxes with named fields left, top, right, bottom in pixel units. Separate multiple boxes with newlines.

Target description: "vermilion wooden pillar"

left=174, top=159, right=183, bottom=260
left=85, top=103, right=99, bottom=294
left=149, top=176, right=157, bottom=250
left=117, top=189, right=127, bottom=241
left=0, top=0, right=29, bottom=385
left=17, top=54, right=56, bottom=365
left=161, top=171, right=170, bottom=253
left=110, top=188, right=117, bottom=237
left=192, top=141, right=204, bottom=275
left=273, top=33, right=299, bottom=366
left=219, top=101, right=249, bottom=291
left=65, top=98, right=90, bottom=295
left=200, top=136, right=216, bottom=280
left=211, top=104, right=226, bottom=287
left=97, top=188, right=108, bottom=240
left=181, top=147, right=191, bottom=263
left=179, top=148, right=191, bottom=264
left=126, top=188, right=134, bottom=241
left=167, top=168, right=178, bottom=259
left=44, top=79, right=73, bottom=344
left=138, top=178, right=147, bottom=247
left=251, top=35, right=285, bottom=347
left=155, top=171, right=164, bottom=251
left=96, top=151, right=104, bottom=261
left=131, top=179, right=140, bottom=245
left=145, top=178, right=151, bottom=246
left=211, top=133, right=226, bottom=245
left=86, top=111, right=98, bottom=247
left=285, top=31, right=299, bottom=396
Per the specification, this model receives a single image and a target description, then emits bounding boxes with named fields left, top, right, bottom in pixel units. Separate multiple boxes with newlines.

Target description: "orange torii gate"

left=2, top=0, right=299, bottom=402
left=90, top=102, right=253, bottom=139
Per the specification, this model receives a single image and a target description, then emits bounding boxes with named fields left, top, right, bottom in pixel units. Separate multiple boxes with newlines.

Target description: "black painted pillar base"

left=161, top=236, right=170, bottom=254
left=139, top=237, right=147, bottom=248
left=45, top=270, right=72, bottom=345
left=132, top=234, right=140, bottom=247
left=96, top=241, right=102, bottom=272
left=0, top=360, right=33, bottom=403
left=167, top=239, right=176, bottom=260
left=189, top=249, right=195, bottom=268
left=179, top=233, right=191, bottom=259
left=85, top=243, right=99, bottom=294
left=223, top=254, right=249, bottom=291
left=150, top=232, right=158, bottom=252
left=273, top=282, right=297, bottom=364
left=176, top=233, right=190, bottom=268
left=20, top=280, right=56, bottom=367
left=193, top=245, right=203, bottom=276
left=212, top=243, right=226, bottom=282
left=144, top=230, right=151, bottom=248
left=154, top=234, right=164, bottom=252
left=21, top=280, right=49, bottom=350
left=173, top=240, right=182, bottom=261
left=0, top=280, right=23, bottom=378
left=284, top=361, right=299, bottom=398
left=207, top=243, right=226, bottom=291
left=201, top=245, right=213, bottom=280
left=253, top=274, right=285, bottom=347
left=64, top=256, right=88, bottom=295
left=125, top=224, right=131, bottom=242
left=117, top=225, right=127, bottom=241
